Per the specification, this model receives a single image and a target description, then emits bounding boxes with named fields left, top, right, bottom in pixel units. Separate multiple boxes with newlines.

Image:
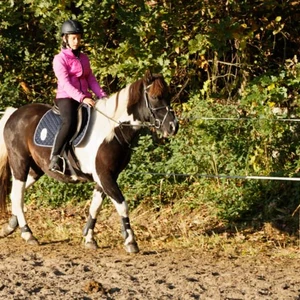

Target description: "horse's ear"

left=144, top=70, right=153, bottom=85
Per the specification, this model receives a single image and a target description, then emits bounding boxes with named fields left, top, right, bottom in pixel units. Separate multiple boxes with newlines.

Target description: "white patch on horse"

left=10, top=178, right=27, bottom=227
left=111, top=199, right=129, bottom=217
left=124, top=229, right=135, bottom=245
left=74, top=86, right=134, bottom=181
left=0, top=107, right=17, bottom=163
left=25, top=174, right=37, bottom=189
left=89, top=189, right=105, bottom=218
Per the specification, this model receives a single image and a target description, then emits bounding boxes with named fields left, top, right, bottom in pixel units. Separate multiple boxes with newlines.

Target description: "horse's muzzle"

left=163, top=118, right=179, bottom=137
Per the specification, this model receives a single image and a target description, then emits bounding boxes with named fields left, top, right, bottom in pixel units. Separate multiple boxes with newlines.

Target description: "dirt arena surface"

left=0, top=205, right=299, bottom=299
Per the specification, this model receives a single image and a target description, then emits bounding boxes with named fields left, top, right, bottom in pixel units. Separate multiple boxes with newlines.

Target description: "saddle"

left=34, top=104, right=91, bottom=148
left=34, top=105, right=91, bottom=176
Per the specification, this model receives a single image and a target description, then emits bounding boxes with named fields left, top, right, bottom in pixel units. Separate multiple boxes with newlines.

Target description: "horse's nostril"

left=170, top=120, right=179, bottom=134
left=171, top=122, right=175, bottom=131
left=169, top=122, right=175, bottom=134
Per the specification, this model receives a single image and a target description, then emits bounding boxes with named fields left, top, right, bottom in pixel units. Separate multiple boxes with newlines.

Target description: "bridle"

left=94, top=83, right=174, bottom=130
left=93, top=82, right=176, bottom=146
left=143, top=83, right=175, bottom=130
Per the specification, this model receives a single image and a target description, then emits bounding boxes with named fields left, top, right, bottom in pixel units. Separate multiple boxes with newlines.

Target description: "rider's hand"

left=82, top=97, right=95, bottom=107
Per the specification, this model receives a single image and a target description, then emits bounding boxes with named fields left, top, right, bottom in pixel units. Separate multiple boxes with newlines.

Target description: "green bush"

left=26, top=176, right=93, bottom=207
left=1, top=0, right=299, bottom=235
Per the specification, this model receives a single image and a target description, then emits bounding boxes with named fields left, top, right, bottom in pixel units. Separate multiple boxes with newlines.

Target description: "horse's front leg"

left=99, top=170, right=139, bottom=253
left=111, top=198, right=139, bottom=253
left=83, top=185, right=106, bottom=249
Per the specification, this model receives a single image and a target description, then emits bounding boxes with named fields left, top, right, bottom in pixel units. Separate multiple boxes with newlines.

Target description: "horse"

left=0, top=71, right=179, bottom=253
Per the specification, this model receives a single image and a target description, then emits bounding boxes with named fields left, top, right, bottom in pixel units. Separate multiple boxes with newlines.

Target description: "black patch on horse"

left=34, top=105, right=91, bottom=147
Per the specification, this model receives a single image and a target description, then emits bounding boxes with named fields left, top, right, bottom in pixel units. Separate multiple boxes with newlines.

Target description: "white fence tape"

left=134, top=172, right=300, bottom=181
left=1, top=111, right=300, bottom=181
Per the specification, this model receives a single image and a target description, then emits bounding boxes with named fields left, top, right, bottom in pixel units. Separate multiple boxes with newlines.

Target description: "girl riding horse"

left=50, top=20, right=107, bottom=173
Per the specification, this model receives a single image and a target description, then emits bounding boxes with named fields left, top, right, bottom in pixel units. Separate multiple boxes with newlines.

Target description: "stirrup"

left=49, top=155, right=66, bottom=174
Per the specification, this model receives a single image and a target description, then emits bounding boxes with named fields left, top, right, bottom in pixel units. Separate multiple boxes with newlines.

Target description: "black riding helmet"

left=61, top=20, right=83, bottom=36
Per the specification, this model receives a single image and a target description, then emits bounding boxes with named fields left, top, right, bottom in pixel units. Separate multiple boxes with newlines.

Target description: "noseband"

left=143, top=83, right=174, bottom=129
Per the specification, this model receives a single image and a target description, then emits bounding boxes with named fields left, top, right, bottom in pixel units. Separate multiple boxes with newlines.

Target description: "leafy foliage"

left=1, top=0, right=300, bottom=234
left=27, top=176, right=93, bottom=207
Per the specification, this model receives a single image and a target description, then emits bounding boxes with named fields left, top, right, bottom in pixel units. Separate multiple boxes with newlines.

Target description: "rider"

left=49, top=19, right=107, bottom=173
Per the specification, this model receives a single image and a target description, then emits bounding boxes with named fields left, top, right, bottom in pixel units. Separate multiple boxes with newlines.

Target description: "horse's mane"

left=128, top=74, right=167, bottom=108
left=149, top=74, right=167, bottom=97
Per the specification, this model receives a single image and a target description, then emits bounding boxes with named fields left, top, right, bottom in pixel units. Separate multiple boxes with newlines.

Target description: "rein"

left=94, top=104, right=124, bottom=126
left=93, top=105, right=133, bottom=146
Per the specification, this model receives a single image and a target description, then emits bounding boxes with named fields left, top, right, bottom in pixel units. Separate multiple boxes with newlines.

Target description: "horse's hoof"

left=85, top=240, right=99, bottom=250
left=26, top=237, right=39, bottom=246
left=125, top=243, right=139, bottom=253
left=0, top=228, right=9, bottom=238
left=0, top=225, right=15, bottom=238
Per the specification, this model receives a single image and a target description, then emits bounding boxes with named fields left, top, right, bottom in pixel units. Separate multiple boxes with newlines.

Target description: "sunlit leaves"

left=188, top=34, right=211, bottom=55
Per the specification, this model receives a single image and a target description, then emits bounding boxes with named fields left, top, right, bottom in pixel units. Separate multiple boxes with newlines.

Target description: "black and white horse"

left=0, top=71, right=178, bottom=253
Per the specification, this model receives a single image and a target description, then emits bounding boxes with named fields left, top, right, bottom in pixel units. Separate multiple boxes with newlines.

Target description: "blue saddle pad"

left=34, top=106, right=91, bottom=147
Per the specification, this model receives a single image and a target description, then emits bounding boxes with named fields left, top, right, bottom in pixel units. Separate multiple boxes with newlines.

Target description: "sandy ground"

left=0, top=206, right=299, bottom=300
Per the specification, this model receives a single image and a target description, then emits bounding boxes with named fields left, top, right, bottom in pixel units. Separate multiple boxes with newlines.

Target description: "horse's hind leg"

left=0, top=175, right=38, bottom=245
left=0, top=177, right=24, bottom=238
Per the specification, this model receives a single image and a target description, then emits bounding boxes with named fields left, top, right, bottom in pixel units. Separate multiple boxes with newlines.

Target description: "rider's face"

left=65, top=34, right=82, bottom=50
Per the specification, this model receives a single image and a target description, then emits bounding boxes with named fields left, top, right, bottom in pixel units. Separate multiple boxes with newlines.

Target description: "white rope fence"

left=191, top=116, right=300, bottom=122
left=1, top=110, right=300, bottom=181
left=133, top=172, right=300, bottom=181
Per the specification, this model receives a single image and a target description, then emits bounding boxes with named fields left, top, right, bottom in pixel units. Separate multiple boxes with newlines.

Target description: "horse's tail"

left=0, top=107, right=17, bottom=215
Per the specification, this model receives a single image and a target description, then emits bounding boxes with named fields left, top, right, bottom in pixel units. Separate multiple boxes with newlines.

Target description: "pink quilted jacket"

left=53, top=48, right=107, bottom=102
